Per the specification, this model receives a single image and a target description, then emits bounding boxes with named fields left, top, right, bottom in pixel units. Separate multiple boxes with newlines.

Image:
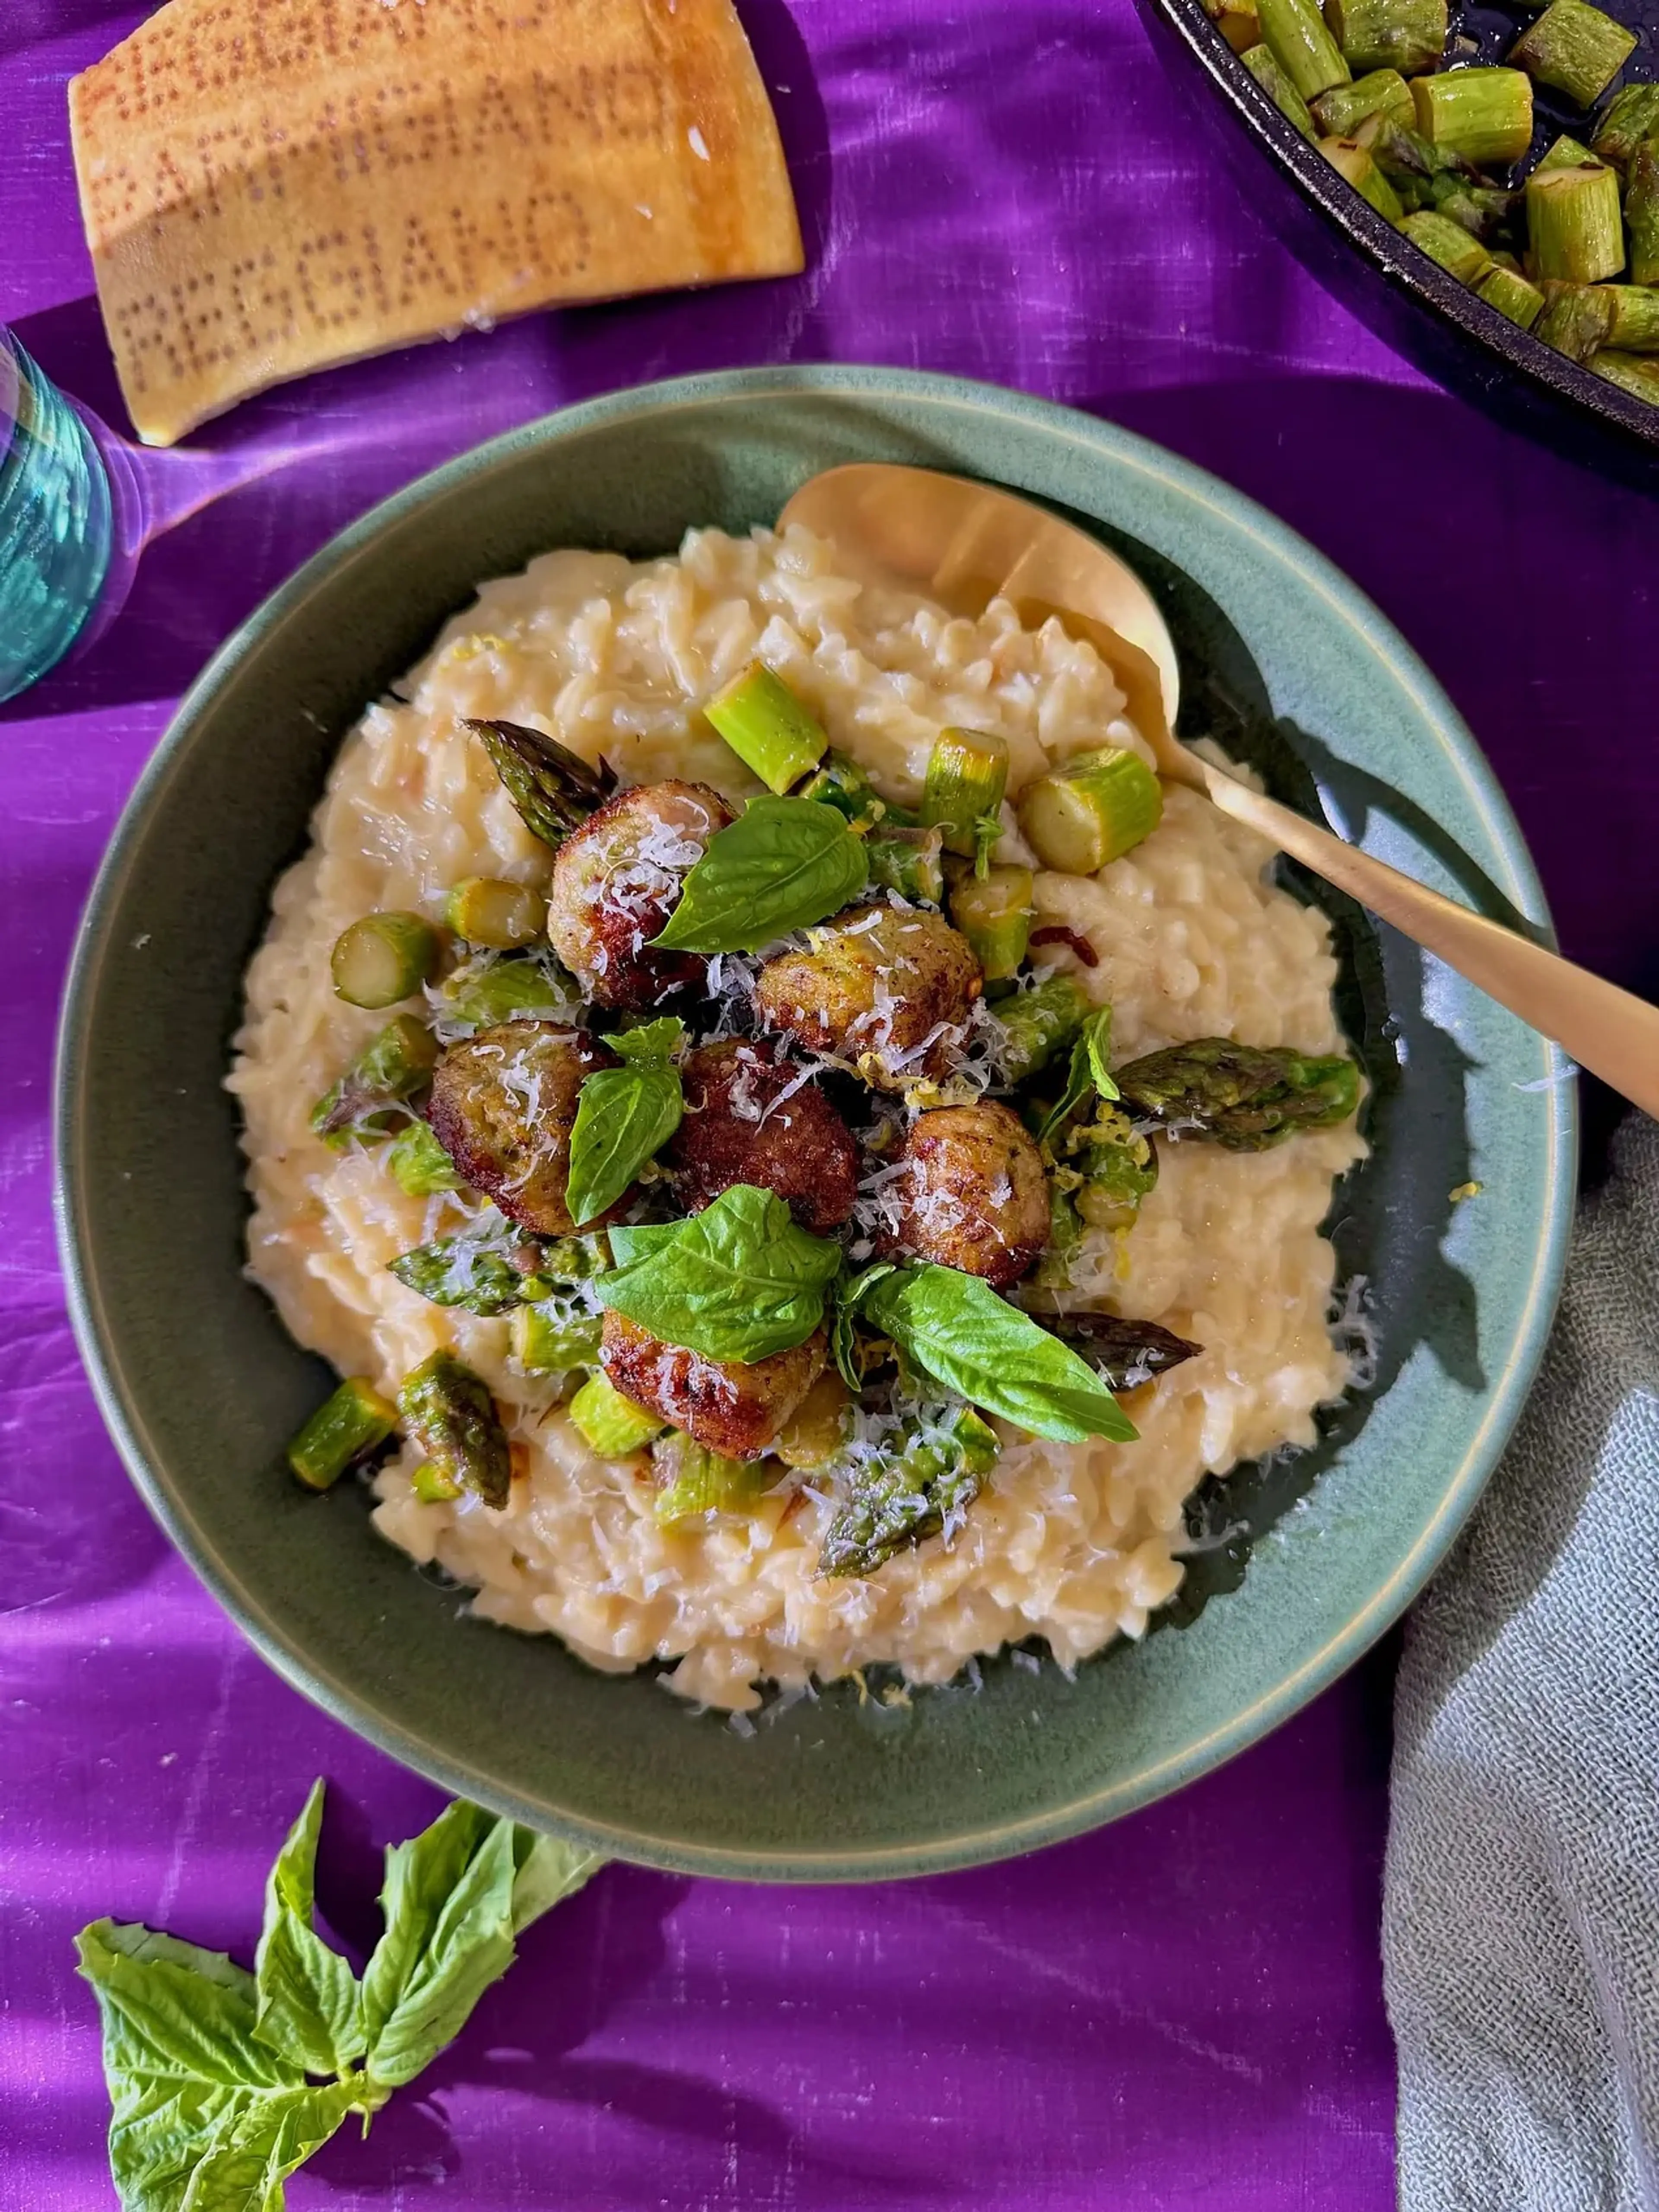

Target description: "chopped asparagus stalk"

left=467, top=718, right=615, bottom=848
left=509, top=1300, right=605, bottom=1374
left=1535, top=278, right=1621, bottom=356
left=995, top=973, right=1090, bottom=1084
left=1428, top=178, right=1520, bottom=239
left=1535, top=131, right=1601, bottom=171
left=1116, top=1039, right=1361, bottom=1150
left=390, top=1226, right=594, bottom=1315
left=1257, top=0, right=1351, bottom=99
left=569, top=1373, right=666, bottom=1459
left=865, top=825, right=947, bottom=904
left=410, top=1460, right=463, bottom=1503
left=1597, top=286, right=1659, bottom=349
left=386, top=1119, right=464, bottom=1196
left=286, top=1377, right=398, bottom=1492
left=1628, top=140, right=1659, bottom=285
left=397, top=1351, right=511, bottom=1508
left=1065, top=1104, right=1161, bottom=1231
left=1356, top=114, right=1478, bottom=210
left=818, top=1408, right=1001, bottom=1579
left=920, top=728, right=1010, bottom=865
left=329, top=912, right=440, bottom=1009
left=1017, top=746, right=1163, bottom=875
left=652, top=1437, right=775, bottom=1522
left=704, top=663, right=828, bottom=794
left=1041, top=1313, right=1202, bottom=1394
left=1510, top=0, right=1637, bottom=110
left=443, top=876, right=547, bottom=950
left=311, top=1014, right=438, bottom=1144
left=949, top=864, right=1035, bottom=981
left=1312, top=68, right=1415, bottom=137
left=796, top=749, right=890, bottom=831
left=437, top=953, right=573, bottom=1031
left=1401, top=206, right=1497, bottom=285
left=1319, top=135, right=1406, bottom=220
left=1204, top=0, right=1262, bottom=51
left=1031, top=1181, right=1085, bottom=1290
left=1411, top=69, right=1534, bottom=168
left=1477, top=262, right=1548, bottom=327
left=1527, top=162, right=1625, bottom=282
left=1242, top=42, right=1321, bottom=138
left=1325, top=0, right=1446, bottom=77
left=772, top=1372, right=853, bottom=1470
left=1590, top=83, right=1659, bottom=174
left=1589, top=349, right=1659, bottom=401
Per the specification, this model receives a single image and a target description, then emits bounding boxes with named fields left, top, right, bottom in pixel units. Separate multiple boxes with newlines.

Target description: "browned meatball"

left=547, top=780, right=734, bottom=1012
left=753, top=903, right=982, bottom=1092
left=600, top=1311, right=827, bottom=1460
left=428, top=1021, right=618, bottom=1238
left=882, top=1101, right=1050, bottom=1288
left=666, top=1039, right=858, bottom=1233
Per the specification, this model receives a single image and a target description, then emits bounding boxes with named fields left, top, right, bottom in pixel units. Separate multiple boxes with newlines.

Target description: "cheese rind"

left=69, top=0, right=804, bottom=445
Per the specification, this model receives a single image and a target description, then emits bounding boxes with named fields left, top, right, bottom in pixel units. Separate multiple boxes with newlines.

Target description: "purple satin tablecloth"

left=3, top=4, right=1655, bottom=2206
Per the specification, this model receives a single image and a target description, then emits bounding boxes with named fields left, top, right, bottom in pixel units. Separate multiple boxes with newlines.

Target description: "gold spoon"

left=779, top=462, right=1659, bottom=1119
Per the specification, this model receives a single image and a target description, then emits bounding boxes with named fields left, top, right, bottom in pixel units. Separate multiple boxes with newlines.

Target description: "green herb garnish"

left=564, top=1017, right=685, bottom=1227
left=594, top=1184, right=842, bottom=1362
left=651, top=797, right=868, bottom=955
left=1037, top=1004, right=1120, bottom=1143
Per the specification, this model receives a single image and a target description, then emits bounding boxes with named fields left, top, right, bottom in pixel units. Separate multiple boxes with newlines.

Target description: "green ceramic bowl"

left=56, top=366, right=1574, bottom=1880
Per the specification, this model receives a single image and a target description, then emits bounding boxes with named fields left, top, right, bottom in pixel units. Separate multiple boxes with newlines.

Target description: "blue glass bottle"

left=0, top=331, right=115, bottom=703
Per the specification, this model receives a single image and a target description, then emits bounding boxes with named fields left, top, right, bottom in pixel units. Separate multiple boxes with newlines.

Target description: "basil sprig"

left=651, top=796, right=868, bottom=954
left=1038, top=1005, right=1120, bottom=1144
left=853, top=1264, right=1139, bottom=1443
left=76, top=1782, right=602, bottom=2212
left=594, top=1184, right=841, bottom=1362
left=565, top=1017, right=685, bottom=1227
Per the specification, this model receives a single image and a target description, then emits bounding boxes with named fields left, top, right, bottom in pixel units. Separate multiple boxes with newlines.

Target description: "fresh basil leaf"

left=1086, top=1014, right=1121, bottom=1103
left=362, top=1814, right=519, bottom=2091
left=165, top=2078, right=362, bottom=2212
left=509, top=1833, right=606, bottom=1937
left=566, top=1062, right=683, bottom=1227
left=830, top=1262, right=896, bottom=1391
left=594, top=1185, right=841, bottom=1362
left=1038, top=1006, right=1119, bottom=1144
left=610, top=1016, right=683, bottom=1067
left=358, top=1799, right=492, bottom=2065
left=651, top=797, right=868, bottom=954
left=858, top=1266, right=1139, bottom=1443
left=605, top=1224, right=679, bottom=1267
left=252, top=1780, right=364, bottom=2077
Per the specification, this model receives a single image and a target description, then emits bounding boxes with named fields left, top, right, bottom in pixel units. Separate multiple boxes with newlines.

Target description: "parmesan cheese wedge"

left=69, top=0, right=804, bottom=446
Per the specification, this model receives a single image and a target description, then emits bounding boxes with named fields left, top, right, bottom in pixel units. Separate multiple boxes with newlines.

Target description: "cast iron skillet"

left=1138, top=0, right=1659, bottom=481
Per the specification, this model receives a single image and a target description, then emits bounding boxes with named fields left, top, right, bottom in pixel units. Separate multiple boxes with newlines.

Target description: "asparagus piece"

left=796, top=749, right=891, bottom=831
left=1535, top=131, right=1600, bottom=171
left=1242, top=41, right=1321, bottom=137
left=1017, top=747, right=1163, bottom=874
left=1312, top=68, right=1415, bottom=137
left=1325, top=0, right=1445, bottom=77
left=1598, top=286, right=1659, bottom=349
left=994, top=973, right=1090, bottom=1084
left=1401, top=207, right=1496, bottom=284
left=509, top=1300, right=605, bottom=1374
left=704, top=663, right=827, bottom=794
left=1204, top=0, right=1263, bottom=50
left=1068, top=1106, right=1161, bottom=1232
left=920, top=729, right=1010, bottom=861
left=652, top=1437, right=776, bottom=1522
left=466, top=719, right=615, bottom=848
left=437, top=953, right=572, bottom=1030
left=818, top=1408, right=1001, bottom=1579
left=1320, top=135, right=1406, bottom=220
left=1115, top=1038, right=1361, bottom=1150
left=386, top=1118, right=464, bottom=1197
left=1428, top=178, right=1520, bottom=240
left=286, top=1377, right=398, bottom=1492
left=1477, top=262, right=1548, bottom=327
left=1356, top=114, right=1480, bottom=211
left=443, top=876, right=547, bottom=951
left=1590, top=83, right=1659, bottom=174
left=1590, top=349, right=1659, bottom=401
left=1411, top=70, right=1534, bottom=168
left=397, top=1351, right=511, bottom=1508
left=1510, top=0, right=1637, bottom=111
left=948, top=864, right=1035, bottom=981
left=329, top=912, right=440, bottom=1009
left=1527, top=162, right=1625, bottom=281
left=1628, top=139, right=1659, bottom=285
left=1031, top=1180, right=1085, bottom=1290
left=390, top=1225, right=594, bottom=1315
left=1534, top=278, right=1621, bottom=356
left=410, top=1460, right=463, bottom=1503
left=1257, top=0, right=1351, bottom=99
left=1040, top=1313, right=1202, bottom=1394
left=569, top=1373, right=665, bottom=1459
left=311, top=1014, right=438, bottom=1144
left=865, top=825, right=947, bottom=905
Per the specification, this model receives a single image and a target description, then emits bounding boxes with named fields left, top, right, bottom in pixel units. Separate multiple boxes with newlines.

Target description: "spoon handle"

left=1192, top=763, right=1659, bottom=1118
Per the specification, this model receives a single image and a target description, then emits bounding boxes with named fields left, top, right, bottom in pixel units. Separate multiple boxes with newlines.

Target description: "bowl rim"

left=54, top=362, right=1577, bottom=1878
left=1144, top=0, right=1659, bottom=458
